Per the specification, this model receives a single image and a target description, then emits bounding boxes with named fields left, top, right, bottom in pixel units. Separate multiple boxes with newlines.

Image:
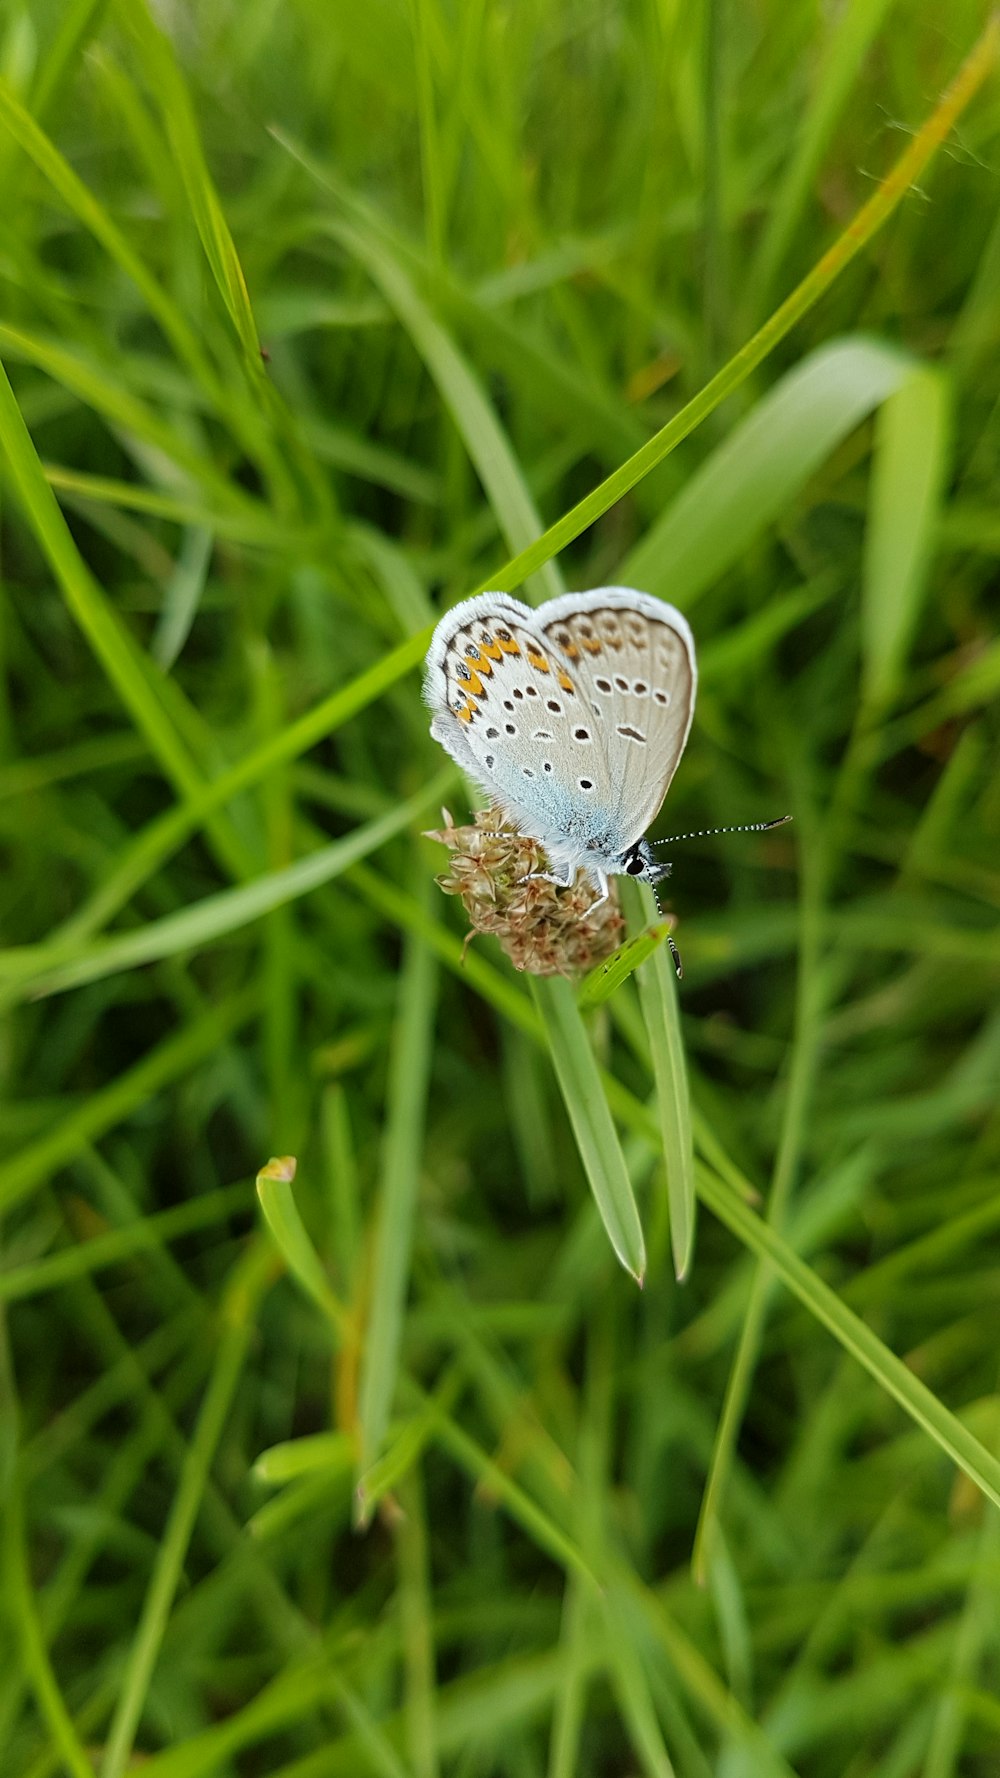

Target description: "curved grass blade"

left=446, top=18, right=1000, bottom=603
left=327, top=212, right=564, bottom=606
left=17, top=773, right=451, bottom=1000
left=0, top=986, right=257, bottom=1216
left=256, top=1156, right=348, bottom=1339
left=0, top=345, right=256, bottom=887
left=746, top=0, right=900, bottom=320
left=33, top=29, right=997, bottom=948
left=121, top=0, right=263, bottom=376
left=0, top=73, right=214, bottom=389
left=253, top=1433, right=356, bottom=1486
left=621, top=336, right=915, bottom=607
left=531, top=976, right=646, bottom=1284
left=697, top=1165, right=1000, bottom=1514
left=577, top=922, right=673, bottom=1011
left=53, top=629, right=435, bottom=947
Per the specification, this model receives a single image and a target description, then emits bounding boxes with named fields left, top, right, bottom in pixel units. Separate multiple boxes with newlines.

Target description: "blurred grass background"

left=1, top=0, right=1000, bottom=1772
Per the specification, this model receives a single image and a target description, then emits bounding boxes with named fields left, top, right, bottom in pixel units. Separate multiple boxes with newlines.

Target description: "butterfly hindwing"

left=423, top=593, right=621, bottom=857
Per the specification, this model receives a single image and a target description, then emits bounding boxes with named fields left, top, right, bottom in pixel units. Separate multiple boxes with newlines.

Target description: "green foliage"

left=1, top=2, right=999, bottom=1773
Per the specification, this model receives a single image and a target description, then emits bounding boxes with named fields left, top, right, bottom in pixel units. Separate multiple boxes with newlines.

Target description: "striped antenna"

left=650, top=884, right=684, bottom=978
left=653, top=814, right=792, bottom=849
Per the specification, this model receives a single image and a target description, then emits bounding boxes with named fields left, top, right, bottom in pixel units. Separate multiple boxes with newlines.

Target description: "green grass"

left=1, top=1, right=999, bottom=1772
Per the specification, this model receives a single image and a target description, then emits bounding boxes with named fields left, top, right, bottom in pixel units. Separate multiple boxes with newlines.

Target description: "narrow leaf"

left=577, top=923, right=672, bottom=1011
left=631, top=886, right=696, bottom=1280
left=532, top=976, right=646, bottom=1284
left=123, top=0, right=264, bottom=372
left=21, top=776, right=450, bottom=1001
left=327, top=212, right=564, bottom=606
left=622, top=337, right=914, bottom=607
left=697, top=1165, right=1000, bottom=1513
left=256, top=1158, right=348, bottom=1336
left=357, top=906, right=439, bottom=1477
left=253, top=1433, right=356, bottom=1485
left=861, top=363, right=952, bottom=710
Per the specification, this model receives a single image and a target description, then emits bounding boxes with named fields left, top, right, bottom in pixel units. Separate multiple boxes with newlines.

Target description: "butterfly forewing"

left=539, top=589, right=695, bottom=850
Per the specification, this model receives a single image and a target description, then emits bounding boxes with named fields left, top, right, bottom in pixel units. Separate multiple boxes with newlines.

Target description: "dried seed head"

left=424, top=808, right=625, bottom=976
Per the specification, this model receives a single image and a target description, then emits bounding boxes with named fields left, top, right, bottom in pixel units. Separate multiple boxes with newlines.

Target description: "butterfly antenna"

left=653, top=814, right=792, bottom=849
left=651, top=882, right=684, bottom=978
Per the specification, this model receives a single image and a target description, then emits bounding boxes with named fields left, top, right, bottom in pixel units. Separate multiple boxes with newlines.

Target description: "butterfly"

left=423, top=587, right=697, bottom=903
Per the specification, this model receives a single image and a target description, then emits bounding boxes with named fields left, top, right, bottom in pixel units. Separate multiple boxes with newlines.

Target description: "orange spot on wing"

left=456, top=669, right=484, bottom=697
left=457, top=702, right=473, bottom=723
left=557, top=670, right=574, bottom=692
left=526, top=650, right=550, bottom=672
left=479, top=637, right=503, bottom=660
left=467, top=652, right=493, bottom=677
left=581, top=637, right=601, bottom=654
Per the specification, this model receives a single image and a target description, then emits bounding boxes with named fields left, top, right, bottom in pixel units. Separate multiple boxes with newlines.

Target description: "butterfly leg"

left=588, top=869, right=610, bottom=910
left=525, top=861, right=574, bottom=890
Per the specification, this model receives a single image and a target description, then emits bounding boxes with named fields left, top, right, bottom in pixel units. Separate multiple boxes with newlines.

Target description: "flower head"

left=425, top=808, right=625, bottom=976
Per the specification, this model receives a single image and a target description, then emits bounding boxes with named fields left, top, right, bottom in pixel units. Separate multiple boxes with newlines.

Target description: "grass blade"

left=531, top=976, right=646, bottom=1284
left=622, top=336, right=913, bottom=606
left=152, top=524, right=214, bottom=669
left=256, top=1156, right=349, bottom=1338
left=631, top=886, right=695, bottom=1282
left=0, top=346, right=255, bottom=886
left=444, top=19, right=1000, bottom=601
left=357, top=899, right=439, bottom=1482
left=253, top=1433, right=356, bottom=1485
left=861, top=363, right=952, bottom=711
left=697, top=1165, right=1000, bottom=1514
left=0, top=986, right=257, bottom=1215
left=328, top=212, right=564, bottom=605
left=4, top=1486, right=95, bottom=1778
left=97, top=1242, right=273, bottom=1778
left=0, top=73, right=215, bottom=391
left=19, top=774, right=450, bottom=1000
left=746, top=0, right=900, bottom=319
left=577, top=922, right=673, bottom=1011
left=121, top=0, right=264, bottom=376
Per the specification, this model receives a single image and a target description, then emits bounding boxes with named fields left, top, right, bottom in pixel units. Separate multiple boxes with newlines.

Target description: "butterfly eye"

left=626, top=854, right=645, bottom=876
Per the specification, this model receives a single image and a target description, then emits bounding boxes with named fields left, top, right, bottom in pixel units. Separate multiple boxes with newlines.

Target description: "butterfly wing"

left=538, top=588, right=696, bottom=852
left=423, top=592, right=620, bottom=865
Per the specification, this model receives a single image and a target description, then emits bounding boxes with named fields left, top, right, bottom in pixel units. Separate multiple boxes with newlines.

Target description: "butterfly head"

left=613, top=838, right=672, bottom=888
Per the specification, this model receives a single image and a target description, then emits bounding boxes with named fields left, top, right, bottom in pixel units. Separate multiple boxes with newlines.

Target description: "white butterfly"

left=423, top=587, right=697, bottom=903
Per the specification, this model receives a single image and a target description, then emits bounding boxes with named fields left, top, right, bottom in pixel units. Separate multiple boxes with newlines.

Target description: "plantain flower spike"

left=425, top=808, right=625, bottom=977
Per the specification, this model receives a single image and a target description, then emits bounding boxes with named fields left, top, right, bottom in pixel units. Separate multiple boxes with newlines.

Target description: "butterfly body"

left=423, top=587, right=696, bottom=899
